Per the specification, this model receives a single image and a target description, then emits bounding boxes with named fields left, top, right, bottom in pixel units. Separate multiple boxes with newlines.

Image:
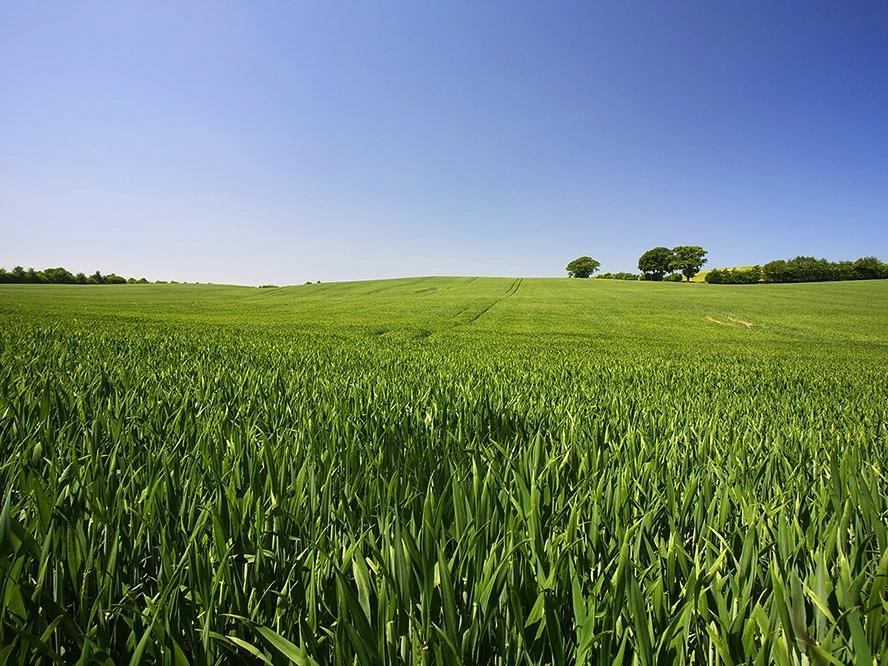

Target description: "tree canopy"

left=637, top=247, right=674, bottom=281
left=565, top=256, right=601, bottom=278
left=670, top=246, right=708, bottom=282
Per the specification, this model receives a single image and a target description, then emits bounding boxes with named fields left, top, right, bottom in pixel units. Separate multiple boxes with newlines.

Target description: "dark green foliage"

left=596, top=272, right=639, bottom=280
left=565, top=256, right=601, bottom=278
left=663, top=272, right=683, bottom=282
left=637, top=247, right=674, bottom=281
left=853, top=256, right=888, bottom=279
left=706, top=266, right=762, bottom=284
left=0, top=265, right=152, bottom=285
left=40, top=267, right=76, bottom=284
left=705, top=257, right=887, bottom=284
left=758, top=256, right=888, bottom=283
left=670, top=246, right=708, bottom=282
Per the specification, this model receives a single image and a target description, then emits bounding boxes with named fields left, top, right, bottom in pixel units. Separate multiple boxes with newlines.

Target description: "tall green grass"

left=1, top=279, right=886, bottom=663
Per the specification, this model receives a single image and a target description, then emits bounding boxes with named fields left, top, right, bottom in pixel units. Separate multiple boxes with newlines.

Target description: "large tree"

left=670, top=246, right=708, bottom=282
left=637, top=247, right=674, bottom=281
left=565, top=256, right=601, bottom=278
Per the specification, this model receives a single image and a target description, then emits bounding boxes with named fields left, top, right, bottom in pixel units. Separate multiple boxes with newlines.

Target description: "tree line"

left=567, top=246, right=709, bottom=281
left=0, top=265, right=151, bottom=285
left=569, top=248, right=888, bottom=284
left=705, top=256, right=888, bottom=284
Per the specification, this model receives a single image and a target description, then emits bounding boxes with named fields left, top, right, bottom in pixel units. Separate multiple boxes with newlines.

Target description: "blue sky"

left=2, top=1, right=887, bottom=284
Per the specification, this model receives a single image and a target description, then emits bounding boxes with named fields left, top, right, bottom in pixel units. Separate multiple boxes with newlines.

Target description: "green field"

left=1, top=278, right=886, bottom=664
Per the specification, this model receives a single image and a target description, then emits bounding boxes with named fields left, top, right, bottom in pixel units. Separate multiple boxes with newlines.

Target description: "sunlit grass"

left=1, top=278, right=886, bottom=663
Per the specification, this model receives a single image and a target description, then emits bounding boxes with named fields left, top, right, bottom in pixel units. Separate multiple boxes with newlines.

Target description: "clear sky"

left=2, top=2, right=887, bottom=285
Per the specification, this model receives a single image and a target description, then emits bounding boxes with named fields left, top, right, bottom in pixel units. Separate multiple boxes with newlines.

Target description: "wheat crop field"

left=1, top=277, right=886, bottom=664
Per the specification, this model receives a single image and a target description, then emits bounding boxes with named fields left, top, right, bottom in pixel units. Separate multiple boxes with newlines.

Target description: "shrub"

left=853, top=256, right=888, bottom=280
left=761, top=256, right=888, bottom=283
left=706, top=266, right=761, bottom=284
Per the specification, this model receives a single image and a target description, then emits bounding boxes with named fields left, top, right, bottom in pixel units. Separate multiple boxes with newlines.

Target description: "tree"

left=565, top=256, right=601, bottom=278
left=637, top=247, right=674, bottom=281
left=670, top=246, right=708, bottom=282
left=42, top=267, right=75, bottom=284
left=853, top=256, right=888, bottom=280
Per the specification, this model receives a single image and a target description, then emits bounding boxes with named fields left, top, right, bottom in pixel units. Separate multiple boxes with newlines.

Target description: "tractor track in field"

left=460, top=278, right=523, bottom=326
left=505, top=278, right=523, bottom=297
left=361, top=277, right=429, bottom=297
left=464, top=301, right=499, bottom=325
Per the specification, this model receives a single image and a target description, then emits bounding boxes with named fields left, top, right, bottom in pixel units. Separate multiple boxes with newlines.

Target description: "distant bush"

left=258, top=284, right=279, bottom=289
left=597, top=272, right=639, bottom=280
left=705, top=266, right=762, bottom=284
left=0, top=265, right=154, bottom=285
left=663, top=273, right=683, bottom=282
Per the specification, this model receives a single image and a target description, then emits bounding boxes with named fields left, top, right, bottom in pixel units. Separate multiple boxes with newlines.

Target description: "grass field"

left=1, top=277, right=886, bottom=664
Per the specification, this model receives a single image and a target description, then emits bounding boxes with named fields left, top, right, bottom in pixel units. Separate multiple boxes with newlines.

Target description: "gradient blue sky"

left=3, top=2, right=887, bottom=284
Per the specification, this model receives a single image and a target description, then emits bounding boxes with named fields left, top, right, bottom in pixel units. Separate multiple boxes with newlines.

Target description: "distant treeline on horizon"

left=3, top=255, right=887, bottom=287
left=597, top=255, right=887, bottom=284
left=704, top=256, right=888, bottom=284
left=0, top=265, right=160, bottom=285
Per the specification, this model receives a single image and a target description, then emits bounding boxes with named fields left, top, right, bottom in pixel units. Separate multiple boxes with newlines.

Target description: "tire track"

left=459, top=278, right=523, bottom=326
left=463, top=300, right=500, bottom=325
left=362, top=277, right=429, bottom=297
